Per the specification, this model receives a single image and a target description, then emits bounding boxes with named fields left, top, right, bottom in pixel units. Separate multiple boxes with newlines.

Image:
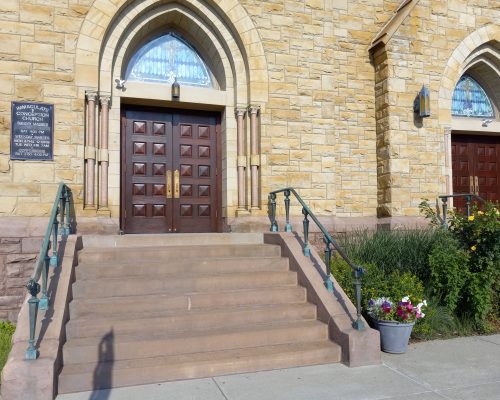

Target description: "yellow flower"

left=468, top=215, right=475, bottom=221
left=477, top=211, right=484, bottom=216
left=471, top=245, right=477, bottom=251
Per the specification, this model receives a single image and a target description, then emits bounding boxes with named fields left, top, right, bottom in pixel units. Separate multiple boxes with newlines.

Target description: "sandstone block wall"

left=0, top=0, right=497, bottom=222
left=374, top=1, right=499, bottom=217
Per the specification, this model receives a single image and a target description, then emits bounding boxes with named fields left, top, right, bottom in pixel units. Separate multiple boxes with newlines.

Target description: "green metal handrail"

left=269, top=188, right=365, bottom=331
left=438, top=193, right=485, bottom=228
left=25, top=183, right=74, bottom=360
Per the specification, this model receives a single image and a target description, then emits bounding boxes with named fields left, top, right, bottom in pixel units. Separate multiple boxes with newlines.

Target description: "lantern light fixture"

left=171, top=77, right=180, bottom=99
left=414, top=84, right=430, bottom=117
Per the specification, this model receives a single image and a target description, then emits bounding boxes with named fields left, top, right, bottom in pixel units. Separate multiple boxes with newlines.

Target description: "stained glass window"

left=451, top=75, right=494, bottom=118
left=125, top=33, right=213, bottom=88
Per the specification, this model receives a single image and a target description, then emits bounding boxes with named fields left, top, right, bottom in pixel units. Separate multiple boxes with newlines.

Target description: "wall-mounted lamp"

left=171, top=77, right=180, bottom=99
left=414, top=84, right=431, bottom=117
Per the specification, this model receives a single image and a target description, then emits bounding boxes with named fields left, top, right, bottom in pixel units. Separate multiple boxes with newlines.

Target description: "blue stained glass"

left=451, top=75, right=494, bottom=118
left=125, top=33, right=213, bottom=88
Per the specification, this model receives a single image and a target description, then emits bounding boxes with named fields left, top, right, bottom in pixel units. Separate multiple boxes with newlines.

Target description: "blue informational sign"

left=11, top=101, right=54, bottom=161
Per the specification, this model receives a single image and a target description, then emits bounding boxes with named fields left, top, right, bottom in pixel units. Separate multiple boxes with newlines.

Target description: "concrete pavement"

left=57, top=334, right=500, bottom=400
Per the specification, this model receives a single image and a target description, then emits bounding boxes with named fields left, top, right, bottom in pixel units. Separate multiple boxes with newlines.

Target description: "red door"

left=121, top=107, right=221, bottom=233
left=451, top=134, right=500, bottom=206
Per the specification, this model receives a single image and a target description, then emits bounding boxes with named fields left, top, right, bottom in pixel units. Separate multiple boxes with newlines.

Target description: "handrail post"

left=466, top=195, right=471, bottom=218
left=50, top=216, right=59, bottom=267
left=323, top=238, right=333, bottom=293
left=302, top=207, right=310, bottom=257
left=269, top=193, right=278, bottom=232
left=39, top=255, right=50, bottom=310
left=25, top=279, right=41, bottom=360
left=61, top=188, right=69, bottom=236
left=66, top=188, right=73, bottom=234
left=352, top=266, right=365, bottom=330
left=284, top=189, right=292, bottom=232
left=441, top=197, right=448, bottom=228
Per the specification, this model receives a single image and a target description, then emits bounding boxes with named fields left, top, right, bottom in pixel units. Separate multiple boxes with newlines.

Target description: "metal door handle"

left=174, top=169, right=180, bottom=198
left=475, top=176, right=479, bottom=195
left=166, top=170, right=172, bottom=198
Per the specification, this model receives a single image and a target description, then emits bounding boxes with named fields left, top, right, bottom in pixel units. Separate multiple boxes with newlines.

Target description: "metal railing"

left=437, top=193, right=485, bottom=228
left=269, top=188, right=365, bottom=331
left=25, top=183, right=74, bottom=360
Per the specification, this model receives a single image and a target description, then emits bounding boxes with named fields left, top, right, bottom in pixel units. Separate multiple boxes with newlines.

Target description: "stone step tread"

left=75, top=257, right=289, bottom=279
left=65, top=303, right=316, bottom=340
left=71, top=270, right=298, bottom=298
left=64, top=319, right=326, bottom=348
left=76, top=255, right=287, bottom=269
left=81, top=233, right=264, bottom=248
left=68, top=301, right=314, bottom=325
left=78, top=244, right=280, bottom=256
left=58, top=341, right=341, bottom=394
left=69, top=286, right=307, bottom=318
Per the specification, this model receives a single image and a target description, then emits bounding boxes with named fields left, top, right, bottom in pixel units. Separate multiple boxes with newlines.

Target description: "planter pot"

left=375, top=320, right=415, bottom=354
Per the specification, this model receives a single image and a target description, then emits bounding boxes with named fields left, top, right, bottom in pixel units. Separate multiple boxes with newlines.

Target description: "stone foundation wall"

left=0, top=219, right=45, bottom=322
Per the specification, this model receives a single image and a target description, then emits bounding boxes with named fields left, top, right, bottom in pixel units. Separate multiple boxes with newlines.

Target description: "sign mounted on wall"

left=10, top=101, right=54, bottom=161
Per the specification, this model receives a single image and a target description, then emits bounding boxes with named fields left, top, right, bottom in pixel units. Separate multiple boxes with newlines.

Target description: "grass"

left=0, top=320, right=15, bottom=373
left=341, top=228, right=441, bottom=282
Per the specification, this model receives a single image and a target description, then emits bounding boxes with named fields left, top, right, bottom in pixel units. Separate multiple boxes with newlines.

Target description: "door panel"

left=122, top=107, right=220, bottom=233
left=172, top=113, right=218, bottom=233
left=123, top=111, right=173, bottom=234
left=451, top=134, right=500, bottom=208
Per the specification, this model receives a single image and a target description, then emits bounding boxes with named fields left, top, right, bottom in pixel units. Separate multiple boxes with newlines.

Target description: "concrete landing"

left=57, top=334, right=500, bottom=400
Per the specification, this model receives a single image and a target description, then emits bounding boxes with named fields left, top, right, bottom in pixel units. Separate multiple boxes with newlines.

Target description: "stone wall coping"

left=1, top=235, right=81, bottom=400
left=263, top=232, right=381, bottom=367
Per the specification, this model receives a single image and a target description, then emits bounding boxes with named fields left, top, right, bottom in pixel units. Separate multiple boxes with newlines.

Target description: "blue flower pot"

left=376, top=320, right=415, bottom=354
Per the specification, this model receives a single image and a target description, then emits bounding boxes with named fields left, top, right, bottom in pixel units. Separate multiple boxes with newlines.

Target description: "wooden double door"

left=121, top=107, right=221, bottom=233
left=451, top=134, right=500, bottom=204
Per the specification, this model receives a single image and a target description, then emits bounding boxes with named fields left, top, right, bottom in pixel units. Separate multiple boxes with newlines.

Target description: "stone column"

left=85, top=91, right=98, bottom=208
left=235, top=108, right=247, bottom=211
left=98, top=95, right=111, bottom=210
left=248, top=105, right=261, bottom=210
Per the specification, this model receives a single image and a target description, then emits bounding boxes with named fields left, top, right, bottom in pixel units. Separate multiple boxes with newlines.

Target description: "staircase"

left=58, top=233, right=342, bottom=394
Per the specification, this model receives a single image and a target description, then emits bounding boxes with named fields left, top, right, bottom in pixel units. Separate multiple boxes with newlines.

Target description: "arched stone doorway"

left=439, top=25, right=500, bottom=204
left=75, top=0, right=269, bottom=232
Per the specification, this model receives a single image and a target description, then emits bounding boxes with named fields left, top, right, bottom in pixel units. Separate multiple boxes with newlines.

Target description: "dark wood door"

left=451, top=134, right=500, bottom=205
left=122, top=107, right=220, bottom=233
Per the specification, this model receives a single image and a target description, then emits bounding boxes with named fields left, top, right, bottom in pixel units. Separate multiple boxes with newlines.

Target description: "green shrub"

left=0, top=320, right=15, bottom=373
left=412, top=300, right=458, bottom=340
left=341, top=229, right=440, bottom=283
left=420, top=200, right=500, bottom=330
left=331, top=257, right=424, bottom=311
left=429, top=231, right=469, bottom=313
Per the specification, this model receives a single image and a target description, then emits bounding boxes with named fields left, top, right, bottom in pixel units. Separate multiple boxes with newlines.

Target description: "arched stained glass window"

left=125, top=33, right=213, bottom=88
left=451, top=75, right=494, bottom=118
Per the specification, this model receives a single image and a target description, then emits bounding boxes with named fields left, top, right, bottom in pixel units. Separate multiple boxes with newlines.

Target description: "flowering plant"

left=368, top=296, right=427, bottom=323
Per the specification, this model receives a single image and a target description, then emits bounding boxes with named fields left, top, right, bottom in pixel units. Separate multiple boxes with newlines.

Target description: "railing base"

left=352, top=319, right=365, bottom=331
left=50, top=255, right=58, bottom=267
left=324, top=276, right=334, bottom=293
left=25, top=348, right=39, bottom=360
left=39, top=297, right=48, bottom=310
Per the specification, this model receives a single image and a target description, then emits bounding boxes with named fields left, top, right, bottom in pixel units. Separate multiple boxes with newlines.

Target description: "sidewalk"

left=57, top=334, right=500, bottom=400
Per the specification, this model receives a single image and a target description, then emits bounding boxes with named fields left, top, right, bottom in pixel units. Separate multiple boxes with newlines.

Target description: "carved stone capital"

left=85, top=90, right=98, bottom=103
left=247, top=104, right=261, bottom=115
left=235, top=107, right=246, bottom=118
left=99, top=95, right=111, bottom=108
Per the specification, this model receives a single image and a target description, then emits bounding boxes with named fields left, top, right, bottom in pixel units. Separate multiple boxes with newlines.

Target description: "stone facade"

left=0, top=0, right=499, bottom=321
left=0, top=0, right=498, bottom=221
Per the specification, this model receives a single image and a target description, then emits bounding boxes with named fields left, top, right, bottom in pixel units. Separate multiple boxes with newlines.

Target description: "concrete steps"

left=58, top=234, right=342, bottom=394
left=58, top=341, right=340, bottom=394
